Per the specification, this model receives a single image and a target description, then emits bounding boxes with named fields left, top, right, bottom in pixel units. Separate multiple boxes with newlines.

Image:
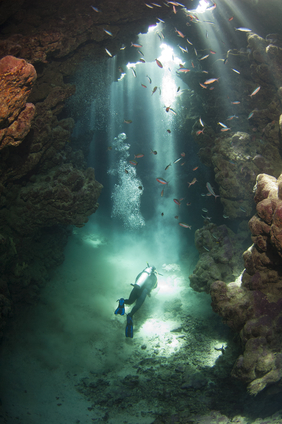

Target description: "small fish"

left=177, top=68, right=190, bottom=73
left=199, top=54, right=209, bottom=60
left=139, top=58, right=146, bottom=63
left=145, top=3, right=154, bottom=8
left=161, top=189, right=164, bottom=197
left=210, top=50, right=216, bottom=54
left=231, top=101, right=240, bottom=104
left=131, top=42, right=143, bottom=48
left=165, top=163, right=171, bottom=171
left=202, top=208, right=208, bottom=213
left=177, top=86, right=181, bottom=92
left=206, top=182, right=220, bottom=199
left=152, top=86, right=158, bottom=95
left=206, top=30, right=209, bottom=39
left=173, top=199, right=181, bottom=206
left=175, top=216, right=179, bottom=219
left=188, top=178, right=197, bottom=187
left=228, top=17, right=233, bottom=21
left=124, top=119, right=132, bottom=124
left=138, top=186, right=143, bottom=190
left=175, top=28, right=185, bottom=38
left=146, top=75, right=152, bottom=84
left=223, top=214, right=229, bottom=219
left=193, top=166, right=199, bottom=171
left=131, top=68, right=137, bottom=77
left=206, top=2, right=216, bottom=11
left=199, top=117, right=204, bottom=127
left=179, top=222, right=192, bottom=229
left=247, top=111, right=254, bottom=119
left=203, top=246, right=210, bottom=251
left=194, top=47, right=198, bottom=56
left=186, top=202, right=191, bottom=206
left=173, top=157, right=182, bottom=164
left=125, top=169, right=129, bottom=174
left=90, top=6, right=100, bottom=12
left=103, top=28, right=113, bottom=36
left=196, top=130, right=204, bottom=135
left=161, top=212, right=164, bottom=216
left=167, top=129, right=171, bottom=133
left=240, top=206, right=246, bottom=212
left=120, top=44, right=126, bottom=50
left=199, top=83, right=207, bottom=89
left=141, top=84, right=147, bottom=88
left=204, top=78, right=219, bottom=84
left=105, top=48, right=112, bottom=57
left=138, top=49, right=144, bottom=56
left=218, top=122, right=228, bottom=128
left=129, top=160, right=138, bottom=166
left=178, top=45, right=188, bottom=53
left=118, top=67, right=124, bottom=73
left=226, top=115, right=238, bottom=120
left=250, top=86, right=261, bottom=97
left=155, top=59, right=163, bottom=68
left=157, top=17, right=165, bottom=23
left=134, top=153, right=144, bottom=158
left=181, top=152, right=185, bottom=157
left=220, top=127, right=231, bottom=132
left=186, top=38, right=193, bottom=45
left=235, top=27, right=252, bottom=32
left=151, top=2, right=162, bottom=7
left=151, top=149, right=157, bottom=155
left=156, top=178, right=168, bottom=185
left=232, top=68, right=240, bottom=74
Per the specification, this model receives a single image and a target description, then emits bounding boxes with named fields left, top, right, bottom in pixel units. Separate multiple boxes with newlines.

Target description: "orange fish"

left=196, top=130, right=204, bottom=135
left=161, top=189, right=164, bottom=197
left=181, top=152, right=185, bottom=157
left=175, top=28, right=185, bottom=38
left=155, top=59, right=163, bottom=68
left=193, top=166, right=199, bottom=171
left=192, top=61, right=195, bottom=68
left=228, top=17, right=233, bottom=21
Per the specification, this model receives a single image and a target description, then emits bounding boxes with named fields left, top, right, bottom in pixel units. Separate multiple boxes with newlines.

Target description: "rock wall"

left=210, top=173, right=282, bottom=395
left=0, top=0, right=172, bottom=339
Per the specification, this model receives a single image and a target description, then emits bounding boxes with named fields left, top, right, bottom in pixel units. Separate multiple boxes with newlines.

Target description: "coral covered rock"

left=0, top=55, right=36, bottom=150
left=211, top=173, right=282, bottom=395
left=1, top=164, right=102, bottom=235
left=189, top=223, right=246, bottom=293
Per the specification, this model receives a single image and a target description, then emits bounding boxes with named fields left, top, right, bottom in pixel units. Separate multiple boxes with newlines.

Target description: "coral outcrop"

left=210, top=173, right=282, bottom=395
left=0, top=55, right=36, bottom=150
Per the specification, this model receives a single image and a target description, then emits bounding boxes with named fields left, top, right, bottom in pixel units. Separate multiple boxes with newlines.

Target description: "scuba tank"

left=134, top=265, right=157, bottom=291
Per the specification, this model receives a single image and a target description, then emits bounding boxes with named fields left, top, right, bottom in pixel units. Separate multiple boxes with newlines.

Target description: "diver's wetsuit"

left=125, top=267, right=157, bottom=317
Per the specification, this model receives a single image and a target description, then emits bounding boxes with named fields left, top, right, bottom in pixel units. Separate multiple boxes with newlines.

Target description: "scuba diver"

left=114, top=264, right=158, bottom=338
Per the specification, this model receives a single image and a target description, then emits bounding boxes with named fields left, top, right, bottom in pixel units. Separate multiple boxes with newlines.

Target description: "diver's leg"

left=128, top=288, right=148, bottom=317
left=124, top=286, right=140, bottom=305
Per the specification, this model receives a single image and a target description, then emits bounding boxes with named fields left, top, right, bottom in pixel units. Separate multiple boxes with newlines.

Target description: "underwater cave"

left=1, top=0, right=282, bottom=423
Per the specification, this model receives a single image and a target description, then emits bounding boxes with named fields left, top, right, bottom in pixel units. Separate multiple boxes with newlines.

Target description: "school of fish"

left=95, top=0, right=260, bottom=231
